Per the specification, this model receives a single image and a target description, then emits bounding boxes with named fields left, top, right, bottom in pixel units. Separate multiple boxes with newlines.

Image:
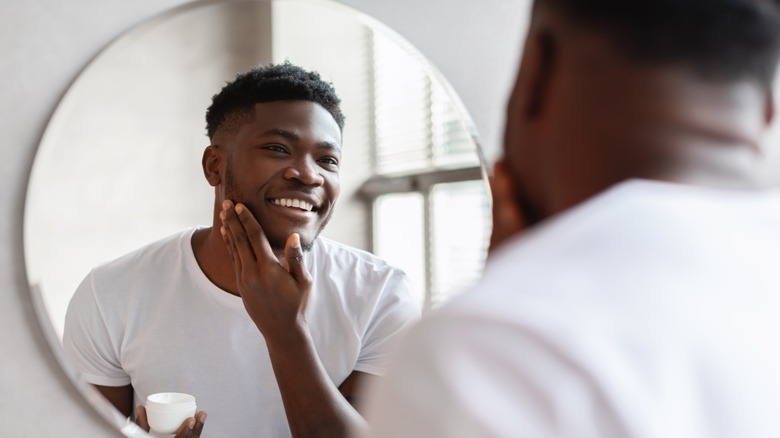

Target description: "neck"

left=549, top=77, right=768, bottom=216
left=618, top=78, right=766, bottom=189
left=191, top=226, right=240, bottom=296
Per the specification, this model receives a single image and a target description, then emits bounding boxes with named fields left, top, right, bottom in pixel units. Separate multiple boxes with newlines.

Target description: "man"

left=363, top=0, right=780, bottom=436
left=63, top=62, right=420, bottom=437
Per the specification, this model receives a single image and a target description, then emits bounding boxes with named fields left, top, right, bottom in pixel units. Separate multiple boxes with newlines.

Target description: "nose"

left=283, top=156, right=325, bottom=186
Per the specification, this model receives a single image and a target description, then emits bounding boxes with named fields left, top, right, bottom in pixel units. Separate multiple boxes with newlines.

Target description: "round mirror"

left=24, top=0, right=491, bottom=346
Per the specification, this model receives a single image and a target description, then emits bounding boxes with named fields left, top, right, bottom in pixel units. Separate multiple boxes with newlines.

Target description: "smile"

left=271, top=198, right=316, bottom=212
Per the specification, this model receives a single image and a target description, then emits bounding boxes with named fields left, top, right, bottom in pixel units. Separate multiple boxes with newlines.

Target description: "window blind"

left=369, top=29, right=491, bottom=310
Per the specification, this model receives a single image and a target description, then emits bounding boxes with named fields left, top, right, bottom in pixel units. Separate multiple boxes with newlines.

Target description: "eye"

left=261, top=144, right=289, bottom=154
left=318, top=156, right=340, bottom=168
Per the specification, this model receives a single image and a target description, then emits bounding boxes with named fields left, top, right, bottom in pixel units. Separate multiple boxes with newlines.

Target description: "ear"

left=202, top=145, right=223, bottom=187
left=513, top=28, right=557, bottom=118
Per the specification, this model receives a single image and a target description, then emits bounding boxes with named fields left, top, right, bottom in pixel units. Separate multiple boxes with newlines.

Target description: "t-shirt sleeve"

left=62, top=271, right=131, bottom=387
left=354, top=269, right=421, bottom=376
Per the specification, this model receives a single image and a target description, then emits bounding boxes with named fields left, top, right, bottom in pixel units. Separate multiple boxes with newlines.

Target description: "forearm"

left=265, top=321, right=367, bottom=438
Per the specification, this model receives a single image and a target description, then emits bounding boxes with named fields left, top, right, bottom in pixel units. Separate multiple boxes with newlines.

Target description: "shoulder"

left=92, top=228, right=194, bottom=274
left=311, top=237, right=404, bottom=277
left=412, top=178, right=780, bottom=361
left=309, top=237, right=419, bottom=312
left=365, top=294, right=586, bottom=437
left=82, top=228, right=196, bottom=299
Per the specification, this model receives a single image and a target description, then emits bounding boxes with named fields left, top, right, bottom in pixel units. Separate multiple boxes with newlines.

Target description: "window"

left=363, top=30, right=491, bottom=311
left=273, top=1, right=492, bottom=311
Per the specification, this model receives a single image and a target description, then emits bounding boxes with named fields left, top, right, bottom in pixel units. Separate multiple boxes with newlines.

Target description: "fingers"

left=193, top=411, right=207, bottom=437
left=173, top=411, right=207, bottom=438
left=136, top=405, right=204, bottom=437
left=221, top=200, right=257, bottom=269
left=220, top=224, right=242, bottom=274
left=220, top=200, right=275, bottom=266
left=134, top=405, right=150, bottom=432
left=174, top=417, right=195, bottom=438
left=489, top=160, right=526, bottom=254
left=284, top=233, right=312, bottom=285
left=234, top=202, right=275, bottom=261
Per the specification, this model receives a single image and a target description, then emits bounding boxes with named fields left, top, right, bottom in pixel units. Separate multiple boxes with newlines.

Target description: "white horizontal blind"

left=430, top=83, right=481, bottom=169
left=372, top=30, right=480, bottom=175
left=369, top=28, right=490, bottom=310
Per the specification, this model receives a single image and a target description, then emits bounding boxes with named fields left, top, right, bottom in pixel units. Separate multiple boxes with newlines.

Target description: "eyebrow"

left=261, top=128, right=341, bottom=153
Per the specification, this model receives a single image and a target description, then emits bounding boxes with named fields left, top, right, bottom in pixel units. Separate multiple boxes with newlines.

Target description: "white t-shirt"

left=63, top=228, right=420, bottom=437
left=363, top=179, right=780, bottom=438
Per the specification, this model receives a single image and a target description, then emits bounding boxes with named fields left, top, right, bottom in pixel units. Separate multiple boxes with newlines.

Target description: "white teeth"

left=273, top=198, right=313, bottom=212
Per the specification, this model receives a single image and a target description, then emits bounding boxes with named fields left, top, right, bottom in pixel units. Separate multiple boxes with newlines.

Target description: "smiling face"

left=208, top=100, right=342, bottom=252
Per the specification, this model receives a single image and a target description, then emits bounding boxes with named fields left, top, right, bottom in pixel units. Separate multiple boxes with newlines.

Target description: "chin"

left=295, top=229, right=320, bottom=252
left=299, top=236, right=317, bottom=252
left=267, top=230, right=319, bottom=253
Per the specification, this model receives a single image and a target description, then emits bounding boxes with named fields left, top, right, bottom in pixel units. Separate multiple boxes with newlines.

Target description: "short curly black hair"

left=205, top=61, right=345, bottom=140
left=537, top=0, right=780, bottom=87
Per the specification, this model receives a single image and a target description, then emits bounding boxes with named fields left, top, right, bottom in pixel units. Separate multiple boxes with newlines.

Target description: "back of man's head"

left=205, top=61, right=345, bottom=141
left=535, top=0, right=780, bottom=87
left=502, top=0, right=780, bottom=225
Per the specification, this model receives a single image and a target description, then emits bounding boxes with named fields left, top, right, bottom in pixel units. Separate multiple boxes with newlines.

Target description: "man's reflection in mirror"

left=62, top=61, right=421, bottom=437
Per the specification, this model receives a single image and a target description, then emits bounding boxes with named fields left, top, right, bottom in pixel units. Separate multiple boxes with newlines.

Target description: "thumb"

left=135, top=405, right=150, bottom=432
left=284, top=233, right=311, bottom=284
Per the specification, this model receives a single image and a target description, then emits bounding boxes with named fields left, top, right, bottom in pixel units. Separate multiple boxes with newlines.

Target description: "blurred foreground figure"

left=362, top=0, right=780, bottom=436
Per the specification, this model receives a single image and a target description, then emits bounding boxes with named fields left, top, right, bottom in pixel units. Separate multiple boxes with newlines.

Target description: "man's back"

left=361, top=0, right=780, bottom=436
left=366, top=180, right=780, bottom=437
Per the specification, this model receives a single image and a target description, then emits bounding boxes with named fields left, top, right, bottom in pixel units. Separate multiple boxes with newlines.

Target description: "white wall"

left=0, top=0, right=528, bottom=435
left=24, top=0, right=276, bottom=342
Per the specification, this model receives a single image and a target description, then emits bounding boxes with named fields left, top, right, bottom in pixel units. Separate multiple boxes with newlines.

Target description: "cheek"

left=326, top=175, right=341, bottom=202
left=331, top=180, right=341, bottom=199
left=236, top=158, right=279, bottom=183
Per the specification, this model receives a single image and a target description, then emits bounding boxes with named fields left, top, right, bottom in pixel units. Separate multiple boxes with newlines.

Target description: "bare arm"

left=265, top=329, right=370, bottom=437
left=95, top=384, right=134, bottom=418
left=220, top=200, right=368, bottom=437
left=338, top=370, right=376, bottom=413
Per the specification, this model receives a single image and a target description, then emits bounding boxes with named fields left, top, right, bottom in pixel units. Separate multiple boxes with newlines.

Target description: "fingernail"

left=292, top=233, right=301, bottom=247
left=222, top=199, right=230, bottom=209
left=220, top=226, right=226, bottom=235
left=235, top=204, right=244, bottom=214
